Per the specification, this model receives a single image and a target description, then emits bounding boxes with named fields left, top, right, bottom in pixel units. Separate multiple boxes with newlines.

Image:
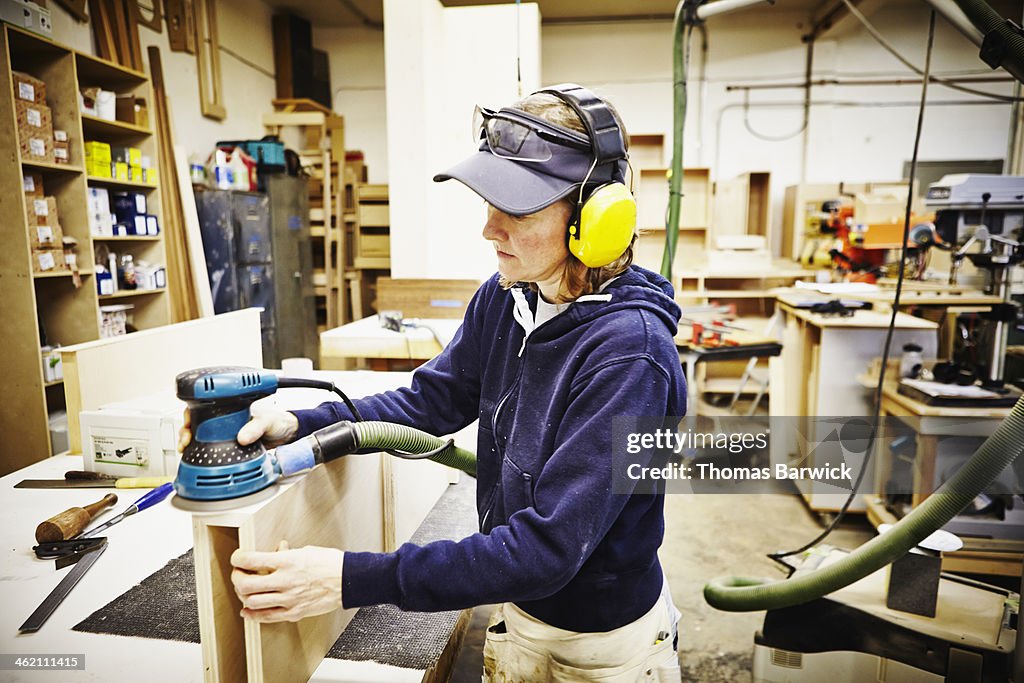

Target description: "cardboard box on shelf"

left=22, top=171, right=44, bottom=196
left=53, top=129, right=69, bottom=164
left=16, top=99, right=52, bottom=134
left=112, top=191, right=146, bottom=220
left=85, top=140, right=112, bottom=178
left=20, top=134, right=52, bottom=163
left=84, top=140, right=111, bottom=160
left=31, top=247, right=67, bottom=274
left=86, top=159, right=113, bottom=178
left=12, top=71, right=46, bottom=104
left=0, top=2, right=52, bottom=38
left=87, top=187, right=114, bottom=235
left=25, top=195, right=59, bottom=227
left=136, top=263, right=166, bottom=290
left=81, top=87, right=116, bottom=120
left=53, top=141, right=69, bottom=163
left=99, top=304, right=133, bottom=338
left=115, top=95, right=149, bottom=128
left=16, top=100, right=53, bottom=163
left=28, top=221, right=64, bottom=249
left=128, top=214, right=146, bottom=235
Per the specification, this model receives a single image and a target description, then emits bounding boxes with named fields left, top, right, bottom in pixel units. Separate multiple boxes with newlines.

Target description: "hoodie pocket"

left=502, top=454, right=536, bottom=511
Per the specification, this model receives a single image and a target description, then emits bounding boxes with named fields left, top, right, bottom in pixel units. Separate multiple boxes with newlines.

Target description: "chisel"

left=35, top=493, right=118, bottom=543
left=73, top=482, right=174, bottom=539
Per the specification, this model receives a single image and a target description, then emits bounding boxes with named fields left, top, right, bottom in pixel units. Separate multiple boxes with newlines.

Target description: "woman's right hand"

left=177, top=408, right=300, bottom=452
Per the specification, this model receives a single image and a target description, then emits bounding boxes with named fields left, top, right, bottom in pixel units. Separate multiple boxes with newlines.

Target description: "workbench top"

left=321, top=316, right=464, bottom=361
left=775, top=292, right=938, bottom=330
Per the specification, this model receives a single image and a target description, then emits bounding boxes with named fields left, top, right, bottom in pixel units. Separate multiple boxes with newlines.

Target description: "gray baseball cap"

left=433, top=107, right=624, bottom=216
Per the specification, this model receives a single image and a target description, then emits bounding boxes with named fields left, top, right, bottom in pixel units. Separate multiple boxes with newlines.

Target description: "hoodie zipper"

left=481, top=339, right=528, bottom=531
left=492, top=344, right=526, bottom=458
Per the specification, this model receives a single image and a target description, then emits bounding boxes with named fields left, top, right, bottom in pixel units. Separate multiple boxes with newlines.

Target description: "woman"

left=195, top=84, right=687, bottom=681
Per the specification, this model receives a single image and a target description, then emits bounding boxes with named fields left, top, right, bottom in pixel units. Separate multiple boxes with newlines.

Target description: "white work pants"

left=481, top=584, right=682, bottom=682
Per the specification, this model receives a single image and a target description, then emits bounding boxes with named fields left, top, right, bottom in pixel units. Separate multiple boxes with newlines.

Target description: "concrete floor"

left=450, top=490, right=875, bottom=682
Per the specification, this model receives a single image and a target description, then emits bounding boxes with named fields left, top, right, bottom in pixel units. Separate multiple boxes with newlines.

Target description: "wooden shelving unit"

left=633, top=166, right=712, bottom=274
left=0, top=26, right=170, bottom=474
left=344, top=166, right=391, bottom=320
left=80, top=112, right=152, bottom=136
left=23, top=159, right=83, bottom=173
left=263, top=99, right=347, bottom=332
left=628, top=128, right=714, bottom=274
left=712, top=171, right=772, bottom=245
left=98, top=288, right=168, bottom=300
left=86, top=175, right=155, bottom=189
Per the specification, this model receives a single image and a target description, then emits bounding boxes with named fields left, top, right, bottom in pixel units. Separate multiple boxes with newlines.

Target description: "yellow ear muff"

left=568, top=183, right=637, bottom=268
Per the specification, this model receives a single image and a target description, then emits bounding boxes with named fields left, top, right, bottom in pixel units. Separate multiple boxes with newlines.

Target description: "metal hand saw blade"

left=15, top=479, right=115, bottom=488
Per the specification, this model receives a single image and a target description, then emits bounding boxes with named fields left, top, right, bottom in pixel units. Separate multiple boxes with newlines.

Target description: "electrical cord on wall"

left=767, top=10, right=937, bottom=573
left=741, top=90, right=809, bottom=141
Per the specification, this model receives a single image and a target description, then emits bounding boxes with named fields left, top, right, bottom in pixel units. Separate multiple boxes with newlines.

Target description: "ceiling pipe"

left=920, top=0, right=984, bottom=46
left=726, top=75, right=1015, bottom=90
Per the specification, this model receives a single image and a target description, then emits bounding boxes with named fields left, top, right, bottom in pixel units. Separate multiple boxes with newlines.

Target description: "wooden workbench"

left=769, top=295, right=938, bottom=514
left=320, top=316, right=463, bottom=370
left=864, top=383, right=1024, bottom=576
left=0, top=371, right=474, bottom=682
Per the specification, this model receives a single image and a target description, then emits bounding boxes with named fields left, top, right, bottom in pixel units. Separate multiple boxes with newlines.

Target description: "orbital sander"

left=173, top=366, right=476, bottom=511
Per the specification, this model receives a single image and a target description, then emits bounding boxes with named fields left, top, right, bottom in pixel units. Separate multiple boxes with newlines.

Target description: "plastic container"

left=900, top=343, right=924, bottom=379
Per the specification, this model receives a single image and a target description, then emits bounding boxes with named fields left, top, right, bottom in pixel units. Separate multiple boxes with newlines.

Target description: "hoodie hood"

left=510, top=266, right=680, bottom=346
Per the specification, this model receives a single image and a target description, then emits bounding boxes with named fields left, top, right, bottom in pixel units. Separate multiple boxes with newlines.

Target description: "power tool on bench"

left=173, top=366, right=476, bottom=511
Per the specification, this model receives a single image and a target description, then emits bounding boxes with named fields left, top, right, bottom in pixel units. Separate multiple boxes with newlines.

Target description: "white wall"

left=382, top=0, right=541, bottom=280
left=48, top=0, right=277, bottom=163
left=543, top=5, right=1016, bottom=250
left=313, top=25, right=389, bottom=183
left=320, top=3, right=1018, bottom=271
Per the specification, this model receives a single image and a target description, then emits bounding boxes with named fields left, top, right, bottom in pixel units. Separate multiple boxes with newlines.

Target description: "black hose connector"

left=312, top=421, right=360, bottom=463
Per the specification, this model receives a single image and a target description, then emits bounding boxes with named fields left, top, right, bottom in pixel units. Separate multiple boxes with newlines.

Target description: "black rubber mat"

left=74, top=477, right=478, bottom=670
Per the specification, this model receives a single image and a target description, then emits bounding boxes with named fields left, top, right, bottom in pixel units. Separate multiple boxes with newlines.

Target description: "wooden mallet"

left=35, top=493, right=118, bottom=543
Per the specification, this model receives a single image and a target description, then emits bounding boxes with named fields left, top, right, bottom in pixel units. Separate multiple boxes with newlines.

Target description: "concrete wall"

left=48, top=0, right=277, bottom=163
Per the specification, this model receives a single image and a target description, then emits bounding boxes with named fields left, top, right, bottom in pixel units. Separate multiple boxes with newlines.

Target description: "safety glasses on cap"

left=473, top=105, right=590, bottom=163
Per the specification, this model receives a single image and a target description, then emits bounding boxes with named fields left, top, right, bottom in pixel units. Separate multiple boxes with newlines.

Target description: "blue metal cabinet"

left=232, top=193, right=272, bottom=263
left=194, top=182, right=315, bottom=368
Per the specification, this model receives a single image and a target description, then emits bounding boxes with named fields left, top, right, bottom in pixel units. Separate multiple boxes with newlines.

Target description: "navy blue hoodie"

left=291, top=265, right=687, bottom=632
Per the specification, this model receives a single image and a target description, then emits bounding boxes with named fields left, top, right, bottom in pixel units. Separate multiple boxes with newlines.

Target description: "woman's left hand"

left=231, top=541, right=345, bottom=623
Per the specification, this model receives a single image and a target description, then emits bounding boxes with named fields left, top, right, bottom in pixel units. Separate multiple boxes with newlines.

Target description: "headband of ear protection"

left=537, top=84, right=636, bottom=268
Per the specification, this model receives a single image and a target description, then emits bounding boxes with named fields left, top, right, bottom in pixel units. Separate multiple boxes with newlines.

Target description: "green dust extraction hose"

left=352, top=421, right=477, bottom=477
left=704, top=395, right=1024, bottom=611
left=661, top=1, right=689, bottom=282
left=274, top=420, right=478, bottom=479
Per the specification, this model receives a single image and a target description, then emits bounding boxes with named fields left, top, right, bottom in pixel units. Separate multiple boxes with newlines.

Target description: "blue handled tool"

left=73, top=482, right=174, bottom=539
